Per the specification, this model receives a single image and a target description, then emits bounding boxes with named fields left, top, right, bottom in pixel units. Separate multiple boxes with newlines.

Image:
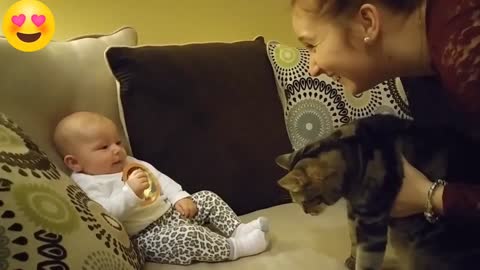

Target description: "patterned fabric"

left=427, top=0, right=480, bottom=119
left=0, top=113, right=143, bottom=270
left=424, top=0, right=480, bottom=220
left=266, top=41, right=413, bottom=150
left=133, top=191, right=240, bottom=265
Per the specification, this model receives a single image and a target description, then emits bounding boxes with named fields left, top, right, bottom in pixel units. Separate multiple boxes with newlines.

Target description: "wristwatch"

left=424, top=179, right=447, bottom=224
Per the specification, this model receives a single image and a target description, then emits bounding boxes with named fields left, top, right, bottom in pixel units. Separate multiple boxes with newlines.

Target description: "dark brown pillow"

left=105, top=37, right=293, bottom=214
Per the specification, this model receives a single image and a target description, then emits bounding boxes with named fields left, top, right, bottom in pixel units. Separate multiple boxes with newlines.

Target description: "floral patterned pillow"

left=0, top=113, right=143, bottom=270
left=266, top=41, right=413, bottom=150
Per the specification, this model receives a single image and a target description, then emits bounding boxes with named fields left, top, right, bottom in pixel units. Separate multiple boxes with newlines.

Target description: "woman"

left=289, top=0, right=480, bottom=221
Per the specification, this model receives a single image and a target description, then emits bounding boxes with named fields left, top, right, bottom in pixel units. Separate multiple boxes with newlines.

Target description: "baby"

left=53, top=111, right=269, bottom=265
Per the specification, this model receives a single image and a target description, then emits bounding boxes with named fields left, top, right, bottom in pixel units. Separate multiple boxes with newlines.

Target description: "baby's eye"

left=101, top=145, right=109, bottom=150
left=116, top=141, right=122, bottom=145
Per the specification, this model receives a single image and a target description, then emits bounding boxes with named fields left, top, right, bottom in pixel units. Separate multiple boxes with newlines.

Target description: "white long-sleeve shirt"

left=71, top=156, right=190, bottom=235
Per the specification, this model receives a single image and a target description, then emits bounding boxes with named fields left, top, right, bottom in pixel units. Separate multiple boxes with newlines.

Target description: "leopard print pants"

left=132, top=190, right=241, bottom=265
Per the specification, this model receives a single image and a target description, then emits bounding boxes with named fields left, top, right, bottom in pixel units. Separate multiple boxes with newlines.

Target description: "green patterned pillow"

left=266, top=40, right=412, bottom=150
left=0, top=113, right=143, bottom=269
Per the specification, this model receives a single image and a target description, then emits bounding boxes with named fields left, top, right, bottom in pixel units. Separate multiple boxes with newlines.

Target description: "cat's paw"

left=344, top=256, right=356, bottom=270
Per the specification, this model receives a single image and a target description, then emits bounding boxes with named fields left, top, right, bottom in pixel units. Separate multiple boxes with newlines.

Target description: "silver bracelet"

left=424, top=179, right=447, bottom=224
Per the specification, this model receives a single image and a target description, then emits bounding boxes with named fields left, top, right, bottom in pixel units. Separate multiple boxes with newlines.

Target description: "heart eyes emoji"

left=11, top=14, right=46, bottom=27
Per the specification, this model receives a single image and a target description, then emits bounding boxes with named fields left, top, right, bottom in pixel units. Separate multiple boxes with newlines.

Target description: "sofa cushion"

left=143, top=200, right=399, bottom=270
left=0, top=27, right=137, bottom=172
left=105, top=37, right=293, bottom=215
left=0, top=112, right=143, bottom=269
left=266, top=41, right=413, bottom=150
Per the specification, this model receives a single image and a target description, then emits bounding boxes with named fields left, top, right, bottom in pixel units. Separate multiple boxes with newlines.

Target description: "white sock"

left=232, top=217, right=269, bottom=237
left=229, top=229, right=268, bottom=260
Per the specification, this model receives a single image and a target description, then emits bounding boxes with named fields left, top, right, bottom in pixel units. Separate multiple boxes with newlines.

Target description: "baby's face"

left=72, top=120, right=127, bottom=175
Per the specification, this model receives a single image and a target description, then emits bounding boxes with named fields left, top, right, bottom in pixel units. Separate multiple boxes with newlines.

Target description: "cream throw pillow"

left=0, top=27, right=137, bottom=172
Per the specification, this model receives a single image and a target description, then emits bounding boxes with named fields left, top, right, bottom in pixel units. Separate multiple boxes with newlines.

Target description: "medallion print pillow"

left=266, top=40, right=412, bottom=150
left=0, top=113, right=143, bottom=270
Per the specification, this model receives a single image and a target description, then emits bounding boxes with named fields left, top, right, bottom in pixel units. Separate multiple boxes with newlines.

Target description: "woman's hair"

left=291, top=0, right=421, bottom=17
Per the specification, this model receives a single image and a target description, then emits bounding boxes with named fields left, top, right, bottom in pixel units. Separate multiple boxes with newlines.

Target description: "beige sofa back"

left=0, top=27, right=137, bottom=171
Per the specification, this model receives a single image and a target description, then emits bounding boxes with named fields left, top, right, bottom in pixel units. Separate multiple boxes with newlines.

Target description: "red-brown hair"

left=291, top=0, right=420, bottom=17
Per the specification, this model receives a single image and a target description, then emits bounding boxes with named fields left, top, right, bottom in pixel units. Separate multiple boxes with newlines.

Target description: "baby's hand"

left=126, top=169, right=149, bottom=198
left=174, top=197, right=198, bottom=219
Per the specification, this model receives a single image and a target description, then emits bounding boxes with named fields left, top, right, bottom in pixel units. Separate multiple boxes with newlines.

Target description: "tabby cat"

left=276, top=114, right=480, bottom=270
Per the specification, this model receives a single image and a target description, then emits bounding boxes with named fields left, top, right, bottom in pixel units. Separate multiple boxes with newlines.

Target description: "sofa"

left=1, top=26, right=455, bottom=270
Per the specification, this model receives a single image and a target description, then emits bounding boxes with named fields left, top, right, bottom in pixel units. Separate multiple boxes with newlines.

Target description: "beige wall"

left=0, top=0, right=299, bottom=46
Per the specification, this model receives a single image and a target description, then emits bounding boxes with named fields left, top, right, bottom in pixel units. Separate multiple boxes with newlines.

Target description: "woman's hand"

left=390, top=156, right=444, bottom=218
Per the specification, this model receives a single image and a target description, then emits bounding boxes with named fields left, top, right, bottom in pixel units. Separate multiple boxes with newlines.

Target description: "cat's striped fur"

left=276, top=114, right=480, bottom=270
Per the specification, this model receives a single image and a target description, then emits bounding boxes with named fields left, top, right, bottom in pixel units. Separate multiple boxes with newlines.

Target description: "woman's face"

left=292, top=0, right=379, bottom=94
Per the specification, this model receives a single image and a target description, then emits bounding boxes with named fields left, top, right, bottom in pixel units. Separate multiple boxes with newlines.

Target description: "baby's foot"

left=232, top=217, right=269, bottom=237
left=229, top=229, right=268, bottom=260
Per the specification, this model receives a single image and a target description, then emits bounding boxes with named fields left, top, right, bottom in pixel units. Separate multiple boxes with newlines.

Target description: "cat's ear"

left=277, top=172, right=303, bottom=192
left=275, top=153, right=293, bottom=170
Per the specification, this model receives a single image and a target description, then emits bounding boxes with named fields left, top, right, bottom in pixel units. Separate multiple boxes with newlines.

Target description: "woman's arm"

left=389, top=1, right=480, bottom=219
left=442, top=183, right=480, bottom=217
left=391, top=156, right=480, bottom=219
left=390, top=156, right=431, bottom=217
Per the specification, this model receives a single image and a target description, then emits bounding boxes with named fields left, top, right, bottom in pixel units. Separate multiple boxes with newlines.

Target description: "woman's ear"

left=356, top=3, right=381, bottom=44
left=64, top=155, right=82, bottom=172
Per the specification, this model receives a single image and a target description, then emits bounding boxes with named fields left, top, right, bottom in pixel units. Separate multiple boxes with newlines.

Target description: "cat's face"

left=276, top=149, right=347, bottom=215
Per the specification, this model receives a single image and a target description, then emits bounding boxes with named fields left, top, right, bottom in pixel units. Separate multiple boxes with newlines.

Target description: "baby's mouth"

left=17, top=32, right=41, bottom=43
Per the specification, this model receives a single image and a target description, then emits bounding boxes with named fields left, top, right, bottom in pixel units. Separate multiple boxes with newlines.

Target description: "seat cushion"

left=0, top=112, right=143, bottom=269
left=0, top=27, right=137, bottom=172
left=144, top=200, right=400, bottom=270
left=105, top=37, right=293, bottom=215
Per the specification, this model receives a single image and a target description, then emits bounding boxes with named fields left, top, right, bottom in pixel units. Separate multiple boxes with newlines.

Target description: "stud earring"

left=363, top=36, right=371, bottom=43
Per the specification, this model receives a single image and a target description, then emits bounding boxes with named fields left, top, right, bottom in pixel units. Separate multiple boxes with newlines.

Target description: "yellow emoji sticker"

left=2, top=0, right=55, bottom=52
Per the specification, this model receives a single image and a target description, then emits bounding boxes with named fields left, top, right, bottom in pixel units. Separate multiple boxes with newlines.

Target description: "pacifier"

left=122, top=162, right=158, bottom=201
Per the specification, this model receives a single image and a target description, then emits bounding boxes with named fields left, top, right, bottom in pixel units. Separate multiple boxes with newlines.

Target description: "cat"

left=276, top=114, right=480, bottom=270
